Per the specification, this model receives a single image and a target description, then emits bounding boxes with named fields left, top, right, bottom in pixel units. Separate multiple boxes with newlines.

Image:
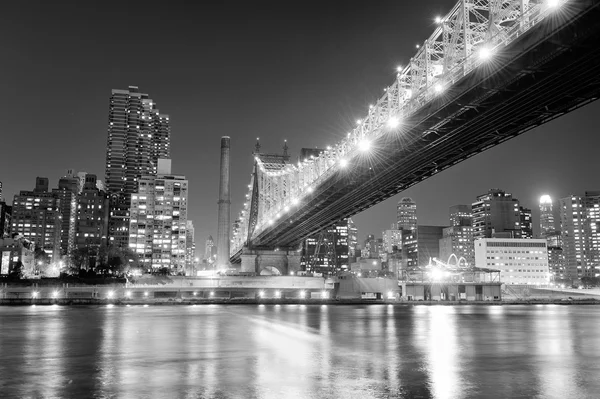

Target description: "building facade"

left=11, top=178, right=61, bottom=260
left=402, top=226, right=445, bottom=269
left=52, top=172, right=79, bottom=257
left=397, top=197, right=417, bottom=231
left=472, top=189, right=522, bottom=240
left=105, top=86, right=171, bottom=248
left=560, top=192, right=600, bottom=279
left=519, top=207, right=533, bottom=239
left=475, top=238, right=550, bottom=285
left=301, top=218, right=354, bottom=276
left=539, top=194, right=555, bottom=238
left=128, top=161, right=188, bottom=272
left=75, top=174, right=110, bottom=269
left=185, top=220, right=196, bottom=270
left=0, top=202, right=11, bottom=238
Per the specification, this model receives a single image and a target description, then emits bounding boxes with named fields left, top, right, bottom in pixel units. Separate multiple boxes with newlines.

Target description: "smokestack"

left=216, top=136, right=231, bottom=269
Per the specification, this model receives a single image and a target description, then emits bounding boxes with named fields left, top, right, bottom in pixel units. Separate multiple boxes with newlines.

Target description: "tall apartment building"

left=538, top=195, right=564, bottom=280
left=185, top=220, right=196, bottom=268
left=472, top=189, right=522, bottom=240
left=75, top=174, right=110, bottom=268
left=539, top=195, right=555, bottom=238
left=560, top=192, right=600, bottom=279
left=105, top=86, right=171, bottom=248
left=52, top=172, right=79, bottom=256
left=397, top=197, right=417, bottom=231
left=475, top=238, right=550, bottom=285
left=382, top=225, right=403, bottom=254
left=11, top=178, right=61, bottom=260
left=128, top=160, right=188, bottom=272
left=301, top=218, right=355, bottom=276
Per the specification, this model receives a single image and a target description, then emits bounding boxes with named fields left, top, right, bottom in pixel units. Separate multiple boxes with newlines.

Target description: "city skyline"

left=1, top=0, right=599, bottom=246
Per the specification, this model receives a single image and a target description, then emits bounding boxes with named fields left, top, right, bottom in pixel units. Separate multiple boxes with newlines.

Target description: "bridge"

left=230, top=0, right=600, bottom=274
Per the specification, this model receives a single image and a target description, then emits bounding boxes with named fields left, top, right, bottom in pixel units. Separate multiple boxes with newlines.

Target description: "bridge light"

left=547, top=0, right=560, bottom=8
left=434, top=83, right=444, bottom=94
left=479, top=46, right=493, bottom=61
left=339, top=158, right=348, bottom=168
left=434, top=16, right=442, bottom=24
left=284, top=206, right=290, bottom=212
left=307, top=187, right=314, bottom=193
left=292, top=198, right=299, bottom=205
left=396, top=66, right=402, bottom=72
left=387, top=116, right=400, bottom=129
left=356, top=119, right=362, bottom=125
left=358, top=139, right=371, bottom=152
left=268, top=219, right=274, bottom=225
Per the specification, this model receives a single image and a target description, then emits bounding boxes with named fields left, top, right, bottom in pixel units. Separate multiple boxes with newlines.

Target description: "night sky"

left=1, top=0, right=599, bottom=252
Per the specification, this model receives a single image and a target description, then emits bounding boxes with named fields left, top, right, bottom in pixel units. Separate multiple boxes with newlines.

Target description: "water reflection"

left=1, top=305, right=599, bottom=398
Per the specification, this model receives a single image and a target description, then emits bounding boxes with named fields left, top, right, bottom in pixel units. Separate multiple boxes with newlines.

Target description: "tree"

left=96, top=245, right=141, bottom=276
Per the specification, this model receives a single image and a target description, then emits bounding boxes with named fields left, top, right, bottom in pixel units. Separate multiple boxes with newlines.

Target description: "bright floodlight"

left=479, top=46, right=493, bottom=61
left=275, top=290, right=281, bottom=298
left=299, top=290, right=306, bottom=299
left=210, top=291, right=215, bottom=296
left=52, top=291, right=59, bottom=298
left=540, top=194, right=552, bottom=204
left=434, top=83, right=444, bottom=94
left=387, top=116, right=400, bottom=129
left=107, top=291, right=114, bottom=299
left=144, top=291, right=149, bottom=297
left=193, top=291, right=197, bottom=296
left=396, top=66, right=402, bottom=72
left=339, top=158, right=348, bottom=167
left=322, top=291, right=329, bottom=299
left=358, top=139, right=371, bottom=152
left=435, top=16, right=442, bottom=24
left=32, top=291, right=38, bottom=298
left=547, top=0, right=560, bottom=7
left=259, top=290, right=265, bottom=298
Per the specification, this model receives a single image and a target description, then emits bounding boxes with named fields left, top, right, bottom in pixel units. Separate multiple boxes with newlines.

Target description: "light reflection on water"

left=0, top=305, right=599, bottom=398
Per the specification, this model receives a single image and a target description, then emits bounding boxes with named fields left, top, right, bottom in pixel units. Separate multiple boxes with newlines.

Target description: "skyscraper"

left=539, top=195, right=555, bottom=238
left=560, top=192, right=600, bottom=279
left=185, top=220, right=196, bottom=270
left=128, top=159, right=188, bottom=272
left=52, top=172, right=79, bottom=257
left=519, top=206, right=533, bottom=239
left=301, top=218, right=354, bottom=276
left=472, top=189, right=522, bottom=240
left=204, top=236, right=215, bottom=264
left=397, top=197, right=417, bottom=231
left=105, top=86, right=171, bottom=248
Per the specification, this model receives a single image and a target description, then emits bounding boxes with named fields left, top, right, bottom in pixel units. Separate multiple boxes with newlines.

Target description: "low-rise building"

left=475, top=238, right=550, bottom=285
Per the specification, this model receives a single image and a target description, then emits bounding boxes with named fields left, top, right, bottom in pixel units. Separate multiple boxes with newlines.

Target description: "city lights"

left=321, top=291, right=329, bottom=299
left=275, top=290, right=281, bottom=298
left=31, top=291, right=38, bottom=299
left=52, top=290, right=59, bottom=299
left=299, top=290, right=306, bottom=299
left=144, top=291, right=149, bottom=297
left=193, top=291, right=197, bottom=296
left=210, top=291, right=215, bottom=297
left=292, top=197, right=299, bottom=205
left=258, top=290, right=265, bottom=298
left=125, top=291, right=131, bottom=298
left=107, top=291, right=114, bottom=299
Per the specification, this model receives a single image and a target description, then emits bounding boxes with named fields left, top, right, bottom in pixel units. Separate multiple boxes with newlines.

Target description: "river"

left=0, top=304, right=598, bottom=398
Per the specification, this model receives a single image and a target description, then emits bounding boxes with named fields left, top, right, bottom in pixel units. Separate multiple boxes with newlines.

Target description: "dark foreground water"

left=1, top=305, right=599, bottom=399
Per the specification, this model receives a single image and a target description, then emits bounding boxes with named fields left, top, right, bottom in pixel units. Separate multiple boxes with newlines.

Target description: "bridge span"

left=231, top=0, right=600, bottom=271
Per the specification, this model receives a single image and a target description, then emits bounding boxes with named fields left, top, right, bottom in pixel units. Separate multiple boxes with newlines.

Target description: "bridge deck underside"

left=233, top=1, right=600, bottom=262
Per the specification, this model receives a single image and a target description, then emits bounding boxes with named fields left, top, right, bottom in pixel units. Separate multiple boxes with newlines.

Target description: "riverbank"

left=2, top=298, right=599, bottom=306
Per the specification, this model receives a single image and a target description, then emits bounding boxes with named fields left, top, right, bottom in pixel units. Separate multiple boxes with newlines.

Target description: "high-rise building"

left=397, top=197, right=417, bottom=231
left=519, top=206, right=533, bottom=239
left=472, top=189, right=522, bottom=240
left=105, top=86, right=171, bottom=248
left=449, top=205, right=471, bottom=227
left=52, top=172, right=79, bottom=256
left=475, top=238, right=550, bottom=285
left=382, top=225, right=403, bottom=254
left=440, top=205, right=475, bottom=266
left=362, top=234, right=377, bottom=259
left=128, top=160, right=188, bottom=272
left=301, top=218, right=354, bottom=276
left=0, top=181, right=3, bottom=202
left=11, top=178, right=61, bottom=260
left=75, top=174, right=110, bottom=269
left=560, top=192, right=600, bottom=279
left=347, top=218, right=358, bottom=259
left=0, top=202, right=11, bottom=238
left=539, top=195, right=555, bottom=238
left=204, top=236, right=215, bottom=264
left=402, top=226, right=445, bottom=269
left=185, top=220, right=196, bottom=269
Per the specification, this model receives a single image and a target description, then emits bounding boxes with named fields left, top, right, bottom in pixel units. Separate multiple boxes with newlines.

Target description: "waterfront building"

left=397, top=197, right=417, bottom=231
left=0, top=237, right=35, bottom=276
left=560, top=192, right=600, bottom=279
left=474, top=238, right=550, bottom=285
left=472, top=189, right=522, bottom=240
left=382, top=225, right=402, bottom=254
left=440, top=205, right=475, bottom=266
left=402, top=226, right=445, bottom=269
left=52, top=172, right=79, bottom=256
left=547, top=246, right=565, bottom=279
left=105, top=86, right=171, bottom=248
left=11, top=178, right=61, bottom=260
left=128, top=159, right=188, bottom=272
left=0, top=202, right=11, bottom=238
left=75, top=174, right=109, bottom=268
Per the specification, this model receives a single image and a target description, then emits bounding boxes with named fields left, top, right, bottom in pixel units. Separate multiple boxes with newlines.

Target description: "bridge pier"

left=241, top=248, right=301, bottom=276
